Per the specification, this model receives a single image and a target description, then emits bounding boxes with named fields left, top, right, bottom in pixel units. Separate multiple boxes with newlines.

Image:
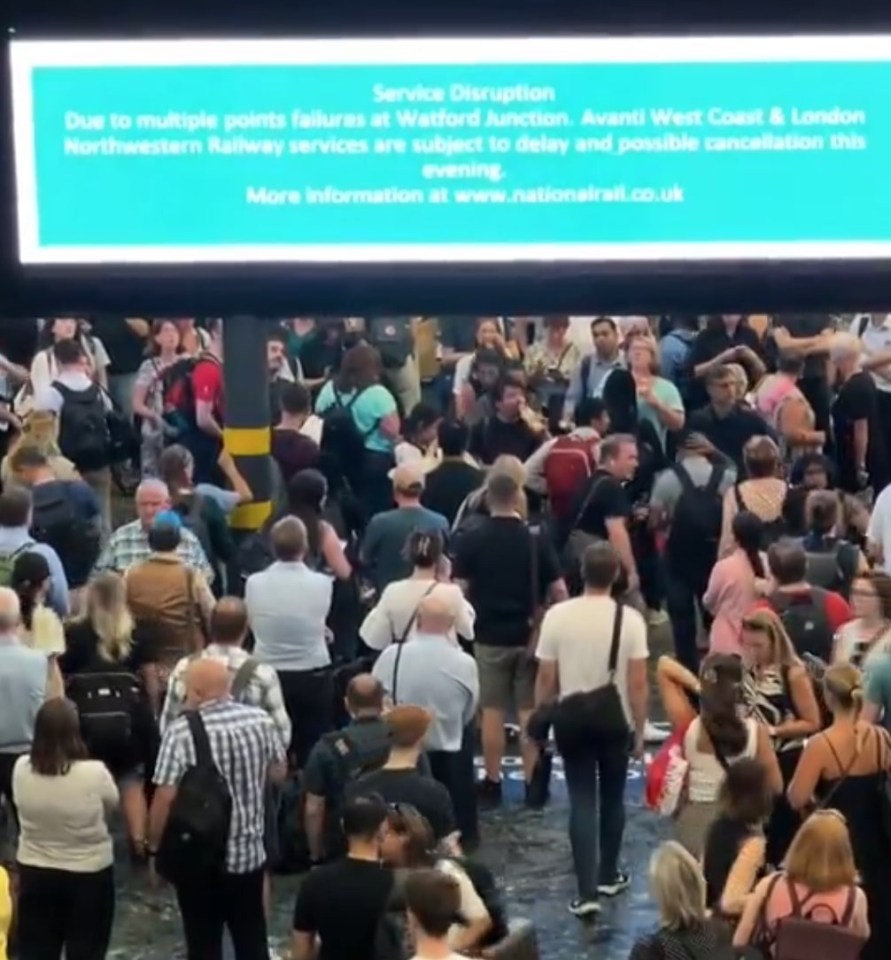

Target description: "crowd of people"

left=0, top=313, right=890, bottom=960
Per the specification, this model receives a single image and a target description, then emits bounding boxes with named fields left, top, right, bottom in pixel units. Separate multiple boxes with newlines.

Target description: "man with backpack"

left=149, top=658, right=287, bottom=960
left=765, top=543, right=853, bottom=664
left=366, top=317, right=420, bottom=415
left=523, top=397, right=609, bottom=521
left=34, top=337, right=114, bottom=537
left=0, top=488, right=69, bottom=616
left=303, top=674, right=403, bottom=864
left=651, top=434, right=737, bottom=672
left=10, top=446, right=101, bottom=602
left=795, top=490, right=866, bottom=600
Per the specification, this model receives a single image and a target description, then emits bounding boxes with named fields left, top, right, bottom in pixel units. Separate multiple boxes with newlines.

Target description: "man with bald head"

left=160, top=596, right=291, bottom=753
left=0, top=586, right=63, bottom=821
left=149, top=649, right=286, bottom=959
left=372, top=593, right=480, bottom=847
left=359, top=461, right=449, bottom=595
left=302, top=672, right=406, bottom=864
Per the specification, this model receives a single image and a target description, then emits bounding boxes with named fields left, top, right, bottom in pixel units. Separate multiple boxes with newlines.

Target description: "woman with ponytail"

left=703, top=511, right=771, bottom=658
left=788, top=663, right=891, bottom=960
left=359, top=529, right=475, bottom=652
left=656, top=652, right=783, bottom=858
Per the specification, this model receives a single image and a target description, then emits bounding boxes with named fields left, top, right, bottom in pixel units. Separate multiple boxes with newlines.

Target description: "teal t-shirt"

left=638, top=377, right=685, bottom=450
left=315, top=381, right=397, bottom=454
left=865, top=650, right=891, bottom=732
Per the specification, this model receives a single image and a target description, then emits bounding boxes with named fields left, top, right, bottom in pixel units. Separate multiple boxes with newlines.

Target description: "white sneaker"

left=644, top=720, right=671, bottom=744
left=568, top=897, right=601, bottom=918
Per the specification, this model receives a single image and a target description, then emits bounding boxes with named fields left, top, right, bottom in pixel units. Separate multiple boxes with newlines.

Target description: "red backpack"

left=544, top=433, right=600, bottom=521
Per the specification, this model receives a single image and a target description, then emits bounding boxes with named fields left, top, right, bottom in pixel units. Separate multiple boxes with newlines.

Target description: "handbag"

left=390, top=583, right=438, bottom=705
left=646, top=721, right=692, bottom=817
left=552, top=601, right=629, bottom=757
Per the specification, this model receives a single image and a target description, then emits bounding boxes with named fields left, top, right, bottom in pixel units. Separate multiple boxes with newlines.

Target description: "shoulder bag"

left=391, top=582, right=438, bottom=705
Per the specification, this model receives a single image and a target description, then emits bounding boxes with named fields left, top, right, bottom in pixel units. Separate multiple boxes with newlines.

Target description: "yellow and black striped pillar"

left=222, top=315, right=272, bottom=532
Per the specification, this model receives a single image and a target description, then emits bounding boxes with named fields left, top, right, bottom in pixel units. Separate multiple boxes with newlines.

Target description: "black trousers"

left=665, top=566, right=712, bottom=675
left=175, top=867, right=268, bottom=960
left=277, top=667, right=334, bottom=770
left=17, top=864, right=115, bottom=960
left=0, top=751, right=24, bottom=823
left=428, top=725, right=479, bottom=848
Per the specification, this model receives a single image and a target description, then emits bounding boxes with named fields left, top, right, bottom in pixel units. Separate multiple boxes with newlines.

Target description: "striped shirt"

left=159, top=644, right=292, bottom=752
left=153, top=699, right=285, bottom=874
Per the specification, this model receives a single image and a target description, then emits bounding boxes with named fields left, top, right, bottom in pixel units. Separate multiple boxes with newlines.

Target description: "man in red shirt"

left=760, top=541, right=853, bottom=663
left=186, top=318, right=224, bottom=484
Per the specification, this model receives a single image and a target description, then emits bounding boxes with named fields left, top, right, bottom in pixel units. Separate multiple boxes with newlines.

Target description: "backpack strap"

left=733, top=482, right=745, bottom=511
left=186, top=710, right=213, bottom=768
left=839, top=885, right=858, bottom=927
left=607, top=601, right=625, bottom=681
left=671, top=462, right=696, bottom=497
left=231, top=657, right=260, bottom=701
left=704, top=462, right=726, bottom=498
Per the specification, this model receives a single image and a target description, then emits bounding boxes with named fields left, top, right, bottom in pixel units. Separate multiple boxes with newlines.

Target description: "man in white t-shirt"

left=534, top=540, right=648, bottom=918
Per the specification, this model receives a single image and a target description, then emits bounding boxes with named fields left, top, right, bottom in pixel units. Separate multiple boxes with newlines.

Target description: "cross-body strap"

left=391, top=582, right=438, bottom=705
left=186, top=710, right=213, bottom=768
left=607, top=601, right=625, bottom=680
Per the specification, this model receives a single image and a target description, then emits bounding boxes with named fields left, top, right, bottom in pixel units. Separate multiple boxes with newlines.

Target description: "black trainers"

left=476, top=777, right=503, bottom=806
left=597, top=872, right=631, bottom=897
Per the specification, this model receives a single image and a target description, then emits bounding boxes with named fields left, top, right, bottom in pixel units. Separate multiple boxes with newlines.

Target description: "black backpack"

left=65, top=670, right=143, bottom=770
left=667, top=463, right=726, bottom=570
left=368, top=318, right=413, bottom=369
left=770, top=588, right=834, bottom=663
left=174, top=494, right=212, bottom=562
left=156, top=711, right=232, bottom=884
left=796, top=537, right=859, bottom=600
left=320, top=386, right=375, bottom=485
left=31, top=485, right=100, bottom=588
left=53, top=382, right=111, bottom=472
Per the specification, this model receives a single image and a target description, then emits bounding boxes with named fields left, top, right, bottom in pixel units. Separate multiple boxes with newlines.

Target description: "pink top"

left=703, top=549, right=762, bottom=657
left=761, top=876, right=869, bottom=953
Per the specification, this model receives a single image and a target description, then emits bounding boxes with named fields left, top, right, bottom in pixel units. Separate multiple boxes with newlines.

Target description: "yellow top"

left=0, top=865, right=10, bottom=960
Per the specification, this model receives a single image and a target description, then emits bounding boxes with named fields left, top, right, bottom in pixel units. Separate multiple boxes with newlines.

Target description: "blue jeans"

left=562, top=739, right=629, bottom=900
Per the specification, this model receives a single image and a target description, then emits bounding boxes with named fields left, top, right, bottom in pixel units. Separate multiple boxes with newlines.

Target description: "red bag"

left=646, top=722, right=692, bottom=816
left=544, top=434, right=600, bottom=521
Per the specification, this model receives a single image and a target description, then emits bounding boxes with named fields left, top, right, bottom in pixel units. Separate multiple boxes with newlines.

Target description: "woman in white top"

left=833, top=571, right=891, bottom=670
left=13, top=698, right=119, bottom=959
left=27, top=318, right=110, bottom=403
left=360, top=530, right=474, bottom=652
left=657, top=653, right=782, bottom=859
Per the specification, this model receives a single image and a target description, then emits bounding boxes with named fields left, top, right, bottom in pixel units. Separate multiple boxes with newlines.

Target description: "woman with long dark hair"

left=656, top=652, right=783, bottom=858
left=132, top=318, right=182, bottom=477
left=13, top=698, right=118, bottom=959
left=285, top=469, right=352, bottom=580
left=703, top=511, right=769, bottom=658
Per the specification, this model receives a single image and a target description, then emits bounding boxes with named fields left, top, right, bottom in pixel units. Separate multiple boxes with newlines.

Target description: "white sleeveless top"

left=684, top=716, right=758, bottom=803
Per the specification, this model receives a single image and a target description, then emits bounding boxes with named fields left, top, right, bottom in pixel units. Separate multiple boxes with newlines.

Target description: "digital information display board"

left=9, top=36, right=891, bottom=265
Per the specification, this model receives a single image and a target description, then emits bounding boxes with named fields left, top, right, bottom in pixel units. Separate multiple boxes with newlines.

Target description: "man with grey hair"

left=246, top=515, right=334, bottom=767
left=93, top=477, right=212, bottom=578
left=0, top=587, right=62, bottom=831
left=830, top=332, right=889, bottom=493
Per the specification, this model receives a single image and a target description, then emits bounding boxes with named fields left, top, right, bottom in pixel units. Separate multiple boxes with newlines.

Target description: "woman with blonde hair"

left=718, top=435, right=787, bottom=556
left=733, top=810, right=869, bottom=956
left=1, top=411, right=78, bottom=486
left=739, top=607, right=820, bottom=865
left=60, top=573, right=155, bottom=859
left=451, top=453, right=528, bottom=531
left=620, top=333, right=684, bottom=452
left=787, top=663, right=891, bottom=959
left=628, top=841, right=732, bottom=959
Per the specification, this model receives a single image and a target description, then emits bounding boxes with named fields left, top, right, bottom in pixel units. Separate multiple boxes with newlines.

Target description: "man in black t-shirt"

left=347, top=705, right=457, bottom=845
left=686, top=364, right=774, bottom=470
left=685, top=314, right=766, bottom=410
left=468, top=375, right=545, bottom=466
left=452, top=473, right=566, bottom=806
left=292, top=793, right=394, bottom=960
left=831, top=333, right=889, bottom=494
left=570, top=433, right=640, bottom=598
left=421, top=420, right=485, bottom=526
